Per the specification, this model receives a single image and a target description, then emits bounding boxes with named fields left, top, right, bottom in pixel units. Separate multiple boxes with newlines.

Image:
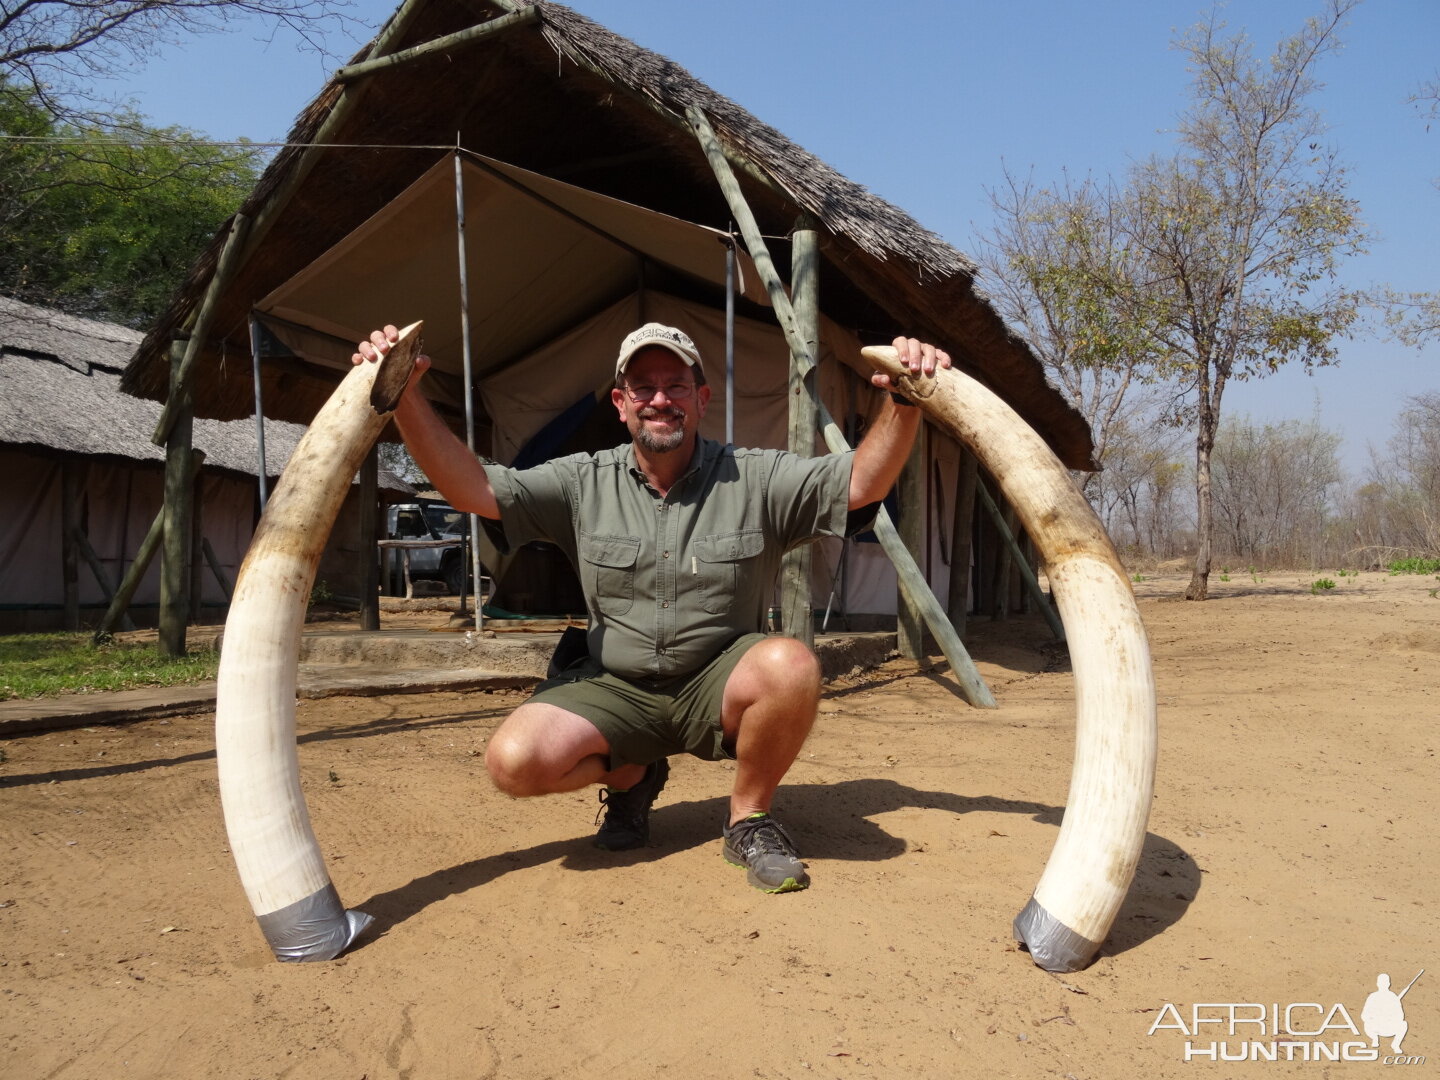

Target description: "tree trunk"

left=1186, top=412, right=1218, bottom=601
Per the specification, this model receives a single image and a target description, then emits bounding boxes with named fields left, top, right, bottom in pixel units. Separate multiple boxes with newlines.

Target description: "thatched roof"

left=1, top=297, right=415, bottom=494
left=122, top=0, right=1096, bottom=469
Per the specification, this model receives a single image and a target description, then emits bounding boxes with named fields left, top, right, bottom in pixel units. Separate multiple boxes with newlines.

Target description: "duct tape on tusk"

left=256, top=883, right=375, bottom=963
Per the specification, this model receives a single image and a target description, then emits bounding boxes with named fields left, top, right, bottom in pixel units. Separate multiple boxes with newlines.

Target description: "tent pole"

left=781, top=217, right=819, bottom=646
left=724, top=230, right=736, bottom=446
left=249, top=315, right=270, bottom=508
left=685, top=105, right=994, bottom=707
left=359, top=447, right=380, bottom=631
left=455, top=148, right=484, bottom=629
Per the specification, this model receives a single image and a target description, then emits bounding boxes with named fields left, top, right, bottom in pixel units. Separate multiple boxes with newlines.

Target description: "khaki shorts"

left=526, top=633, right=768, bottom=769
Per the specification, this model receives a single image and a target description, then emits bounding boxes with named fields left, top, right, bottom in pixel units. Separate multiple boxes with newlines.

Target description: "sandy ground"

left=2, top=570, right=1437, bottom=1079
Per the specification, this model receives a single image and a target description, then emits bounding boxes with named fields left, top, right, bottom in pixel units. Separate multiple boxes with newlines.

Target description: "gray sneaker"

left=594, top=758, right=669, bottom=850
left=722, top=813, right=809, bottom=893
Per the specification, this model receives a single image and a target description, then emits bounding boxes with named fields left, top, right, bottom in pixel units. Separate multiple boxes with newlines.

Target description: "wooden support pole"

left=202, top=538, right=233, bottom=601
left=73, top=531, right=120, bottom=606
left=159, top=341, right=195, bottom=657
left=152, top=214, right=250, bottom=446
left=61, top=460, right=81, bottom=631
left=994, top=502, right=1017, bottom=622
left=948, top=448, right=978, bottom=637
left=94, top=451, right=203, bottom=642
left=335, top=7, right=538, bottom=82
left=976, top=477, right=1065, bottom=642
left=897, top=428, right=925, bottom=659
left=686, top=105, right=995, bottom=707
left=780, top=217, right=819, bottom=647
left=358, top=446, right=380, bottom=631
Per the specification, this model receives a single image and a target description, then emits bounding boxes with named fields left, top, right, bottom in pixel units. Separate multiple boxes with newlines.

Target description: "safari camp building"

left=118, top=0, right=1094, bottom=651
left=0, top=297, right=412, bottom=632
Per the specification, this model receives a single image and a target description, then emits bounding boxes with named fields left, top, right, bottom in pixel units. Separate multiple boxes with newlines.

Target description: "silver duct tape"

left=256, top=883, right=375, bottom=963
left=1012, top=896, right=1101, bottom=973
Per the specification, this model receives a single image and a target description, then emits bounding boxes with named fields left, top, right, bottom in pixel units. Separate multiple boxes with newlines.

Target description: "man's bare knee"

left=485, top=728, right=548, bottom=797
left=748, top=636, right=821, bottom=692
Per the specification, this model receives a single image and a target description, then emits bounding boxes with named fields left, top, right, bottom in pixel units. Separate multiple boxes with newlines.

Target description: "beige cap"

left=614, top=323, right=704, bottom=382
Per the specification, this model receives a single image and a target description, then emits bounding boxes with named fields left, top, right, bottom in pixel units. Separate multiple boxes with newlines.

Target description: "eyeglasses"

left=622, top=381, right=696, bottom=403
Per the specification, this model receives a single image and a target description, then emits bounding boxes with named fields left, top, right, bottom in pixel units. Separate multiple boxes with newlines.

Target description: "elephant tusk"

left=215, top=322, right=423, bottom=962
left=863, top=347, right=1158, bottom=972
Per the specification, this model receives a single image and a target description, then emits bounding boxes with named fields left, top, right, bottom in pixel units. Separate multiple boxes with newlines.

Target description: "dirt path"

left=2, top=571, right=1436, bottom=1078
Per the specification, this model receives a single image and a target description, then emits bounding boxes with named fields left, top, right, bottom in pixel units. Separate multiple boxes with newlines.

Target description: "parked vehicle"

left=383, top=499, right=477, bottom=594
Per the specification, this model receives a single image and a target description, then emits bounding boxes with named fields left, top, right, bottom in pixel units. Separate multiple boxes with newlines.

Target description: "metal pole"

left=724, top=229, right=736, bottom=445
left=455, top=148, right=484, bottom=628
left=249, top=315, right=269, bottom=508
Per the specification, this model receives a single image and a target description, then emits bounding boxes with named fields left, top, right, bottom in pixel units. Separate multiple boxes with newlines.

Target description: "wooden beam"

left=202, top=538, right=233, bottom=601
left=897, top=429, right=925, bottom=659
left=152, top=214, right=250, bottom=445
left=977, top=477, right=1065, bottom=642
left=687, top=105, right=995, bottom=707
left=780, top=217, right=819, bottom=646
left=159, top=342, right=195, bottom=656
left=335, top=7, right=539, bottom=82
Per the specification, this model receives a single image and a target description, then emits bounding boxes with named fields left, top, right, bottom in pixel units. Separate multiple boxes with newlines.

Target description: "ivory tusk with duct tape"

left=215, top=321, right=422, bottom=962
left=863, top=346, right=1158, bottom=972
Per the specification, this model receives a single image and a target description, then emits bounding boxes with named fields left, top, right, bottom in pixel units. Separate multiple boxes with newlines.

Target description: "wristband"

left=889, top=391, right=917, bottom=407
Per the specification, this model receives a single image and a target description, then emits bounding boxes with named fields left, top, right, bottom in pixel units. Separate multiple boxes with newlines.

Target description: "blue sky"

left=103, top=0, right=1438, bottom=474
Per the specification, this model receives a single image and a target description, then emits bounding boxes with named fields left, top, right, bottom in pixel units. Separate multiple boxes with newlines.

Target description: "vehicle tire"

left=442, top=551, right=468, bottom=596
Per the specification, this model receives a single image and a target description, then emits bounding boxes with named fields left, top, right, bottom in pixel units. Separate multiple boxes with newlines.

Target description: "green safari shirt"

left=481, top=437, right=858, bottom=681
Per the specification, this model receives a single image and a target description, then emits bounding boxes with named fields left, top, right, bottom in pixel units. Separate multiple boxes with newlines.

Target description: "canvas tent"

left=0, top=297, right=414, bottom=631
left=120, top=0, right=1095, bottom=636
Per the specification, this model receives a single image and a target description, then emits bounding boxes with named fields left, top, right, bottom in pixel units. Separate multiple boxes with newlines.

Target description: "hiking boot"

left=593, top=758, right=669, bottom=851
left=722, top=813, right=809, bottom=893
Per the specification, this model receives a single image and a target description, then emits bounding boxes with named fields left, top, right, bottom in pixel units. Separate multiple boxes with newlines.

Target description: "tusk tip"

left=370, top=320, right=424, bottom=414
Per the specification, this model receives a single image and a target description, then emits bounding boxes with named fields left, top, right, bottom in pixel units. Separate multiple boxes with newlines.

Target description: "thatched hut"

left=120, top=0, right=1091, bottom=645
left=0, top=297, right=413, bottom=632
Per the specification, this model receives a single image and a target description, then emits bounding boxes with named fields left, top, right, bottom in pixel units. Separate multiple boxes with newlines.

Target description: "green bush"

left=1311, top=578, right=1337, bottom=594
left=1387, top=557, right=1440, bottom=575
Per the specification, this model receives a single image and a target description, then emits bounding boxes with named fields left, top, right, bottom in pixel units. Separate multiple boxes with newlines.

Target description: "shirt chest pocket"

left=579, top=533, right=640, bottom=617
left=693, top=529, right=766, bottom=615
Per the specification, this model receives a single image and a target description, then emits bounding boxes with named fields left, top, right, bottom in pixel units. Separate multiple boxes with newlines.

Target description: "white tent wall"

left=0, top=448, right=259, bottom=626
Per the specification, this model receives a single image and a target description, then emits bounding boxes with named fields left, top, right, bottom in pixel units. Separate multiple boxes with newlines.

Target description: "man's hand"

left=869, top=336, right=950, bottom=394
left=353, top=324, right=430, bottom=396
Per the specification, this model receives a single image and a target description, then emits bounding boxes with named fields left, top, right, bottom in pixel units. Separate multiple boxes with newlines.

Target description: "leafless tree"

left=1, top=0, right=358, bottom=120
left=1210, top=414, right=1343, bottom=566
left=1354, top=391, right=1440, bottom=557
left=976, top=168, right=1166, bottom=502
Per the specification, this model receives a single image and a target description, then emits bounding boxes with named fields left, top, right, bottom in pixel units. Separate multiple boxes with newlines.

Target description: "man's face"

left=612, top=346, right=710, bottom=454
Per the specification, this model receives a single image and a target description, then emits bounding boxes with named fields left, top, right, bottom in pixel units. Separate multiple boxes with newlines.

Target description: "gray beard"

left=635, top=411, right=687, bottom=453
